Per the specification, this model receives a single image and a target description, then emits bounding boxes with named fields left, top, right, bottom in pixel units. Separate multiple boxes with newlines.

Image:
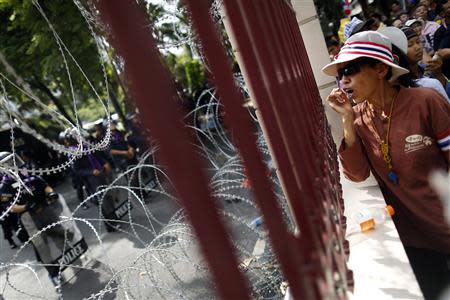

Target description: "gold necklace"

left=373, top=92, right=398, bottom=184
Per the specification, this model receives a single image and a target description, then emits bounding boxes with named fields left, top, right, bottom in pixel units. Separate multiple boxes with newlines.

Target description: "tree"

left=0, top=0, right=127, bottom=133
left=142, top=0, right=209, bottom=103
left=164, top=51, right=207, bottom=102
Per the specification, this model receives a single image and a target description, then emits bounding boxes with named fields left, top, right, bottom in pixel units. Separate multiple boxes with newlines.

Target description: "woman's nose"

left=340, top=76, right=350, bottom=84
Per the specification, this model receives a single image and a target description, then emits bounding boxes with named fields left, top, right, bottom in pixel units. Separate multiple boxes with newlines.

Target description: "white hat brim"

left=321, top=54, right=409, bottom=82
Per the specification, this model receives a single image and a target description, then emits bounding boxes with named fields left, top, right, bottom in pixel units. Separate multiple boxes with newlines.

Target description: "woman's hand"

left=425, top=55, right=446, bottom=86
left=327, top=88, right=357, bottom=147
left=437, top=48, right=450, bottom=59
left=326, top=88, right=353, bottom=117
left=425, top=55, right=443, bottom=74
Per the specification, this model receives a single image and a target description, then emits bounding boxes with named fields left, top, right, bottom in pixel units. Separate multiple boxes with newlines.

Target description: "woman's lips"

left=343, top=88, right=354, bottom=98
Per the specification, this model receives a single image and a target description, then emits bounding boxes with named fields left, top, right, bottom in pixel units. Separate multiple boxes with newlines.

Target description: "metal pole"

left=95, top=1, right=251, bottom=298
left=182, top=0, right=311, bottom=298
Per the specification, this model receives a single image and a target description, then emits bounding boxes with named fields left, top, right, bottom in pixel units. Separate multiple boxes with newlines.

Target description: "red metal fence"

left=97, top=0, right=352, bottom=299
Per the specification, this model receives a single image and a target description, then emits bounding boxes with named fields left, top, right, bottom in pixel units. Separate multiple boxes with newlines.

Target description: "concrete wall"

left=291, top=0, right=343, bottom=144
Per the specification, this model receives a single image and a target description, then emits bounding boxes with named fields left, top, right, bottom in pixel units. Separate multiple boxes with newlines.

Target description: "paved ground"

left=0, top=136, right=283, bottom=300
left=0, top=166, right=275, bottom=299
left=0, top=174, right=182, bottom=299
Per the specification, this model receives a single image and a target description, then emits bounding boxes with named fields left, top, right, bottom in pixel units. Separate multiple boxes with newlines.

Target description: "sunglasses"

left=337, top=59, right=372, bottom=80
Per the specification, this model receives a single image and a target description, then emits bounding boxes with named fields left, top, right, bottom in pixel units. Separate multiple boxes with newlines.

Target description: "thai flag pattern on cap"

left=344, top=17, right=363, bottom=41
left=336, top=41, right=394, bottom=63
left=437, top=128, right=450, bottom=151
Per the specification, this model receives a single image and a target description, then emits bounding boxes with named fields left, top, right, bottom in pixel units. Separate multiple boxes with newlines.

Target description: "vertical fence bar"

left=253, top=0, right=333, bottom=294
left=220, top=0, right=315, bottom=243
left=276, top=2, right=353, bottom=293
left=230, top=0, right=326, bottom=251
left=186, top=0, right=328, bottom=299
left=97, top=0, right=351, bottom=298
left=220, top=0, right=326, bottom=297
left=270, top=2, right=352, bottom=295
left=95, top=1, right=251, bottom=299
left=182, top=0, right=313, bottom=298
left=219, top=0, right=321, bottom=279
left=221, top=0, right=352, bottom=298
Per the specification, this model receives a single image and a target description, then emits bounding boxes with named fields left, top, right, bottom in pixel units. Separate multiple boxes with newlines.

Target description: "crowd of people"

left=326, top=0, right=450, bottom=101
left=323, top=1, right=450, bottom=299
left=64, top=114, right=151, bottom=214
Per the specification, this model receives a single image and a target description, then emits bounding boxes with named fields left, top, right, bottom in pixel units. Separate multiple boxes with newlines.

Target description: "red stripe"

left=345, top=40, right=392, bottom=54
left=437, top=127, right=450, bottom=140
left=338, top=50, right=392, bottom=62
left=341, top=45, right=393, bottom=60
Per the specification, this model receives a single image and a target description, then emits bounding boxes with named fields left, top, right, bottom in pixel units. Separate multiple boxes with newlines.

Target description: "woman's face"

left=400, top=13, right=409, bottom=23
left=407, top=36, right=423, bottom=63
left=414, top=5, right=428, bottom=20
left=337, top=59, right=383, bottom=103
left=327, top=45, right=340, bottom=57
left=393, top=19, right=403, bottom=28
left=391, top=3, right=400, bottom=12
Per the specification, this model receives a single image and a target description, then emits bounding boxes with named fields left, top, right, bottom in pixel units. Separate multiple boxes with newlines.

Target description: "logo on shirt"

left=404, top=134, right=433, bottom=153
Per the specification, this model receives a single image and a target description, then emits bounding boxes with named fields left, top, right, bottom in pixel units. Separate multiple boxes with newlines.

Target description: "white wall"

left=291, top=0, right=343, bottom=144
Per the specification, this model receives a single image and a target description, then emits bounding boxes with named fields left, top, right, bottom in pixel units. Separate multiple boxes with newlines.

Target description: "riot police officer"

left=65, top=132, right=121, bottom=232
left=0, top=181, right=23, bottom=249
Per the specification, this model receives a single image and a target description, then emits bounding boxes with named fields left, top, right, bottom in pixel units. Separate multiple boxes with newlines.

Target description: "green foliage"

left=77, top=97, right=107, bottom=122
left=0, top=0, right=114, bottom=130
left=145, top=1, right=191, bottom=49
left=164, top=50, right=207, bottom=100
left=1, top=1, right=98, bottom=86
left=0, top=0, right=209, bottom=133
left=145, top=1, right=208, bottom=101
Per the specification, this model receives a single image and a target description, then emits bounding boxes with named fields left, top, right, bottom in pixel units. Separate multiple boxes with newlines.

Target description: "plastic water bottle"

left=346, top=205, right=395, bottom=236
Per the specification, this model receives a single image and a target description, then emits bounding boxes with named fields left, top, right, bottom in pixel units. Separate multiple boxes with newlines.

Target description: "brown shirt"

left=340, top=87, right=450, bottom=253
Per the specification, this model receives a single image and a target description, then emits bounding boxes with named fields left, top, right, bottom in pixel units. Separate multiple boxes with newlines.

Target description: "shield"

left=20, top=194, right=87, bottom=275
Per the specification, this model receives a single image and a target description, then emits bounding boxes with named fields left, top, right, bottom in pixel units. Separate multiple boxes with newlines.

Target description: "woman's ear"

left=375, top=62, right=390, bottom=79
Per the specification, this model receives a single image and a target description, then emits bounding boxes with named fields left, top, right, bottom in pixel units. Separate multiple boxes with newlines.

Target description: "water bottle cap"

left=385, top=205, right=395, bottom=216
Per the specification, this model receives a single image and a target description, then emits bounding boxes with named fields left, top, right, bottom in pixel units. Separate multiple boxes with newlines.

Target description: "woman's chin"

left=352, top=97, right=364, bottom=104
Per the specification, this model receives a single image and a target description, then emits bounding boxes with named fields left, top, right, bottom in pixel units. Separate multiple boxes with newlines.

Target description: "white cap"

left=378, top=26, right=408, bottom=55
left=405, top=19, right=422, bottom=27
